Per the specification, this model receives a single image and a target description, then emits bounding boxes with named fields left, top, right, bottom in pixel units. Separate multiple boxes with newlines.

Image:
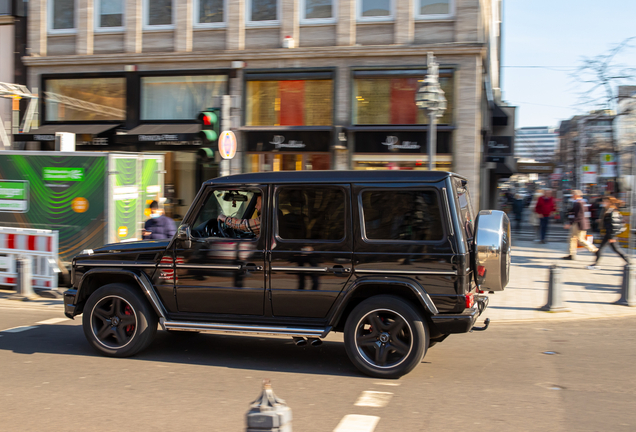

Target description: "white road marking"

left=1, top=326, right=39, bottom=333
left=36, top=318, right=68, bottom=325
left=373, top=382, right=401, bottom=386
left=333, top=415, right=380, bottom=432
left=354, top=391, right=393, bottom=408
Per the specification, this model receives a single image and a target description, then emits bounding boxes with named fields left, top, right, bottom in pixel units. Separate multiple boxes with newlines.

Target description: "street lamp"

left=415, top=52, right=447, bottom=171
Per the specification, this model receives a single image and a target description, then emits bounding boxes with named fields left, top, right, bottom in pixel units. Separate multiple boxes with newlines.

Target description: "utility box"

left=0, top=151, right=164, bottom=262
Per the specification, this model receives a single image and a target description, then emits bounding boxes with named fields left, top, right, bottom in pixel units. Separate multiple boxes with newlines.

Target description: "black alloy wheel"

left=344, top=295, right=428, bottom=379
left=82, top=283, right=158, bottom=357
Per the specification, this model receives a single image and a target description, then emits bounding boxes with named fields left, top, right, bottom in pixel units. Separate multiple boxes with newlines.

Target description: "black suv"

left=64, top=171, right=510, bottom=378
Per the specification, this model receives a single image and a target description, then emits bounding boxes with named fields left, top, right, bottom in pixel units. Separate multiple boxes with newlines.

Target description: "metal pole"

left=630, top=143, right=636, bottom=260
left=428, top=110, right=436, bottom=171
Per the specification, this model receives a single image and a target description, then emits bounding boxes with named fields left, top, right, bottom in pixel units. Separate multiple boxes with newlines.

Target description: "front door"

left=269, top=184, right=353, bottom=318
left=175, top=185, right=267, bottom=315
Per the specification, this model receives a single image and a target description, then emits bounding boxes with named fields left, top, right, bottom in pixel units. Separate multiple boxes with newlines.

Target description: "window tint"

left=454, top=178, right=474, bottom=239
left=277, top=188, right=345, bottom=241
left=361, top=190, right=443, bottom=241
left=192, top=189, right=258, bottom=239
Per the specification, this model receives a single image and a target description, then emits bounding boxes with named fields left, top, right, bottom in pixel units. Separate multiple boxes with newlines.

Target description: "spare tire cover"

left=473, top=210, right=511, bottom=291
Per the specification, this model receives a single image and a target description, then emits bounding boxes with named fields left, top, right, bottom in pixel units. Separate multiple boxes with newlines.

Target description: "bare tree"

left=573, top=37, right=636, bottom=112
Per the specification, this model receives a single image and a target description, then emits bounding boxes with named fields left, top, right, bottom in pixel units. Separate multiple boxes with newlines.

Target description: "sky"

left=502, top=0, right=636, bottom=128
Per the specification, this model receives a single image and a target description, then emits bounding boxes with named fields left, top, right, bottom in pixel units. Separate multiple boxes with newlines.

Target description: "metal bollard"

left=12, top=255, right=37, bottom=300
left=246, top=380, right=292, bottom=432
left=617, top=264, right=636, bottom=307
left=540, top=265, right=570, bottom=312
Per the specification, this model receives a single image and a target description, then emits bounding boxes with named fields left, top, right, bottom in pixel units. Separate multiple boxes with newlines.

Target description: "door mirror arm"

left=177, top=224, right=192, bottom=249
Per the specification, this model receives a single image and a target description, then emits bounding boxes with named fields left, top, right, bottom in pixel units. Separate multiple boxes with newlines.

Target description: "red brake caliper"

left=124, top=305, right=134, bottom=334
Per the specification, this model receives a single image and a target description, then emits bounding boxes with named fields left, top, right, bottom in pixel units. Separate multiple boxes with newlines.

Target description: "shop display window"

left=45, top=77, right=126, bottom=121
left=353, top=74, right=453, bottom=125
left=141, top=75, right=227, bottom=120
left=246, top=80, right=333, bottom=126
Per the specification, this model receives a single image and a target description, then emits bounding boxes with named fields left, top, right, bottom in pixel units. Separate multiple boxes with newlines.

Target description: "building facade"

left=18, top=0, right=510, bottom=212
left=616, top=85, right=636, bottom=179
left=514, top=126, right=557, bottom=162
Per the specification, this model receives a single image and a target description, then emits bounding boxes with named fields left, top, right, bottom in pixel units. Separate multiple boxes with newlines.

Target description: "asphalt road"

left=1, top=304, right=635, bottom=432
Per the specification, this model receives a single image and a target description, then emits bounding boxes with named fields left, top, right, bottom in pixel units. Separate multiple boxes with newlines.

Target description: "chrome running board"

left=160, top=318, right=330, bottom=338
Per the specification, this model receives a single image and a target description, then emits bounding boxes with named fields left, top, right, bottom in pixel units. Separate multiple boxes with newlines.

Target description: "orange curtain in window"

left=390, top=78, right=419, bottom=124
left=279, top=80, right=305, bottom=126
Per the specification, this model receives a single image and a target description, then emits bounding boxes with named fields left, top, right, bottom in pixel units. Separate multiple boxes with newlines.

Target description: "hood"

left=92, top=239, right=171, bottom=254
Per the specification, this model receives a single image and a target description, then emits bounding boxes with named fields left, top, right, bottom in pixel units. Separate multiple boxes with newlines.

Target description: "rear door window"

left=454, top=178, right=475, bottom=240
left=360, top=189, right=443, bottom=241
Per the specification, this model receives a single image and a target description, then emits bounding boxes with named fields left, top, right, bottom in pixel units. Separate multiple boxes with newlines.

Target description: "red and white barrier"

left=0, top=227, right=59, bottom=290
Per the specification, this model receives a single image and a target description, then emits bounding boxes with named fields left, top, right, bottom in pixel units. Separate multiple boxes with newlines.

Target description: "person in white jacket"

left=528, top=190, right=543, bottom=242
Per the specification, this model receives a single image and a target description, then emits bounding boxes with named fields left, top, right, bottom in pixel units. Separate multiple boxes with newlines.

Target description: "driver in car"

left=217, top=195, right=261, bottom=235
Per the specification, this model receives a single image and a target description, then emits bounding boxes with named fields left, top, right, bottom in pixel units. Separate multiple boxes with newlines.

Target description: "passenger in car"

left=218, top=195, right=261, bottom=235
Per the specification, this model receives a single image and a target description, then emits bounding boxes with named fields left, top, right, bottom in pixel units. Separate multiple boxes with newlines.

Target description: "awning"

left=115, top=124, right=201, bottom=144
left=492, top=103, right=508, bottom=126
left=15, top=124, right=120, bottom=141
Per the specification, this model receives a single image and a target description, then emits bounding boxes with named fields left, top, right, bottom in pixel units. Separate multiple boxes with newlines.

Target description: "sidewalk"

left=486, top=235, right=636, bottom=323
left=2, top=239, right=635, bottom=323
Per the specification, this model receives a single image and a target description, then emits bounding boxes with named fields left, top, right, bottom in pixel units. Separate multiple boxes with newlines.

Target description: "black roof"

left=206, top=170, right=464, bottom=185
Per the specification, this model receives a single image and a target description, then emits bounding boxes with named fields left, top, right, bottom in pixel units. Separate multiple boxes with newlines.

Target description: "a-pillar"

left=125, top=0, right=143, bottom=53
left=280, top=0, right=299, bottom=46
left=175, top=0, right=193, bottom=52
left=77, top=0, right=94, bottom=55
left=227, top=0, right=245, bottom=50
left=336, top=0, right=356, bottom=46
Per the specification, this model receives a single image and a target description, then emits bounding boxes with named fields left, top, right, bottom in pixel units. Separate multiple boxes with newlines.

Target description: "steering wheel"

left=218, top=219, right=230, bottom=238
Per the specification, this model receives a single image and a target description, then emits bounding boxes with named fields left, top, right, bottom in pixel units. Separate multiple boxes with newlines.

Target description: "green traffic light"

left=202, top=130, right=218, bottom=141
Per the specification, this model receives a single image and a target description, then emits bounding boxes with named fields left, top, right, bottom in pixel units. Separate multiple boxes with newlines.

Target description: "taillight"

left=465, top=293, right=475, bottom=309
left=477, top=265, right=486, bottom=277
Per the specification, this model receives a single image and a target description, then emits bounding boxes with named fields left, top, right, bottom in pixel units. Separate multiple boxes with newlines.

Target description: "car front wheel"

left=82, top=283, right=158, bottom=357
left=344, top=295, right=428, bottom=379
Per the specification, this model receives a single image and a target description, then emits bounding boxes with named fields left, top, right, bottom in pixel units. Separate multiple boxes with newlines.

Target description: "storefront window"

left=141, top=75, right=227, bottom=121
left=353, top=74, right=453, bottom=125
left=246, top=80, right=333, bottom=126
left=45, top=77, right=126, bottom=121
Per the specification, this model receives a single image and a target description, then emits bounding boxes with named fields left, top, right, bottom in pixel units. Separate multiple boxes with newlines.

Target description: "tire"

left=344, top=295, right=428, bottom=379
left=82, top=283, right=158, bottom=357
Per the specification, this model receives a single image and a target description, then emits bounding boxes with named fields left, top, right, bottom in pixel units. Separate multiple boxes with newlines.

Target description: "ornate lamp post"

left=415, top=52, right=447, bottom=171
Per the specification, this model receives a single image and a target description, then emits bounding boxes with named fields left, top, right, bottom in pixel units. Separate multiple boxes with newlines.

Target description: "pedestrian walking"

left=588, top=196, right=629, bottom=269
left=535, top=189, right=556, bottom=244
left=563, top=190, right=598, bottom=260
left=143, top=200, right=177, bottom=240
left=512, top=193, right=524, bottom=232
left=528, top=190, right=543, bottom=241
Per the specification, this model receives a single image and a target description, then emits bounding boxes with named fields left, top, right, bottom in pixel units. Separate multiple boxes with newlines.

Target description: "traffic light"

left=197, top=108, right=221, bottom=145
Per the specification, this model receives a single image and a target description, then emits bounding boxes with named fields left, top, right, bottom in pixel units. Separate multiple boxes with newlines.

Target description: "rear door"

left=269, top=184, right=353, bottom=318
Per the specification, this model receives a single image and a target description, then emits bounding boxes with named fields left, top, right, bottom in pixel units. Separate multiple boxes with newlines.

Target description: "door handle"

left=243, top=263, right=263, bottom=272
left=330, top=265, right=351, bottom=276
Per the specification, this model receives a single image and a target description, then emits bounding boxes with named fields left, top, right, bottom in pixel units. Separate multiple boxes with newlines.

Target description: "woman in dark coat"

left=588, top=196, right=629, bottom=269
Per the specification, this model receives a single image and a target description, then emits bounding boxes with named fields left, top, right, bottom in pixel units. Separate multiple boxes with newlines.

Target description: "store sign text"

left=382, top=136, right=420, bottom=150
left=34, top=135, right=55, bottom=141
left=139, top=134, right=179, bottom=141
left=270, top=135, right=306, bottom=149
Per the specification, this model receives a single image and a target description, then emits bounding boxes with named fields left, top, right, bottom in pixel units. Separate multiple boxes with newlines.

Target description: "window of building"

left=95, top=0, right=124, bottom=30
left=352, top=72, right=453, bottom=125
left=144, top=0, right=173, bottom=29
left=360, top=190, right=443, bottom=241
left=277, top=187, right=345, bottom=241
left=48, top=0, right=76, bottom=33
left=358, top=0, right=392, bottom=21
left=140, top=75, right=227, bottom=120
left=246, top=79, right=333, bottom=126
left=195, top=0, right=225, bottom=26
left=44, top=77, right=126, bottom=121
left=301, top=0, right=335, bottom=23
left=415, top=0, right=453, bottom=19
left=247, top=0, right=279, bottom=25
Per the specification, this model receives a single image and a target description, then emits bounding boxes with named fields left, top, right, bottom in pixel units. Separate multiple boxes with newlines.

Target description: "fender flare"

left=329, top=277, right=439, bottom=327
left=77, top=268, right=167, bottom=320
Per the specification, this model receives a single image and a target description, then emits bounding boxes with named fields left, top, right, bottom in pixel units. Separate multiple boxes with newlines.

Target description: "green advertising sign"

left=0, top=181, right=27, bottom=200
left=43, top=167, right=85, bottom=181
left=113, top=157, right=139, bottom=242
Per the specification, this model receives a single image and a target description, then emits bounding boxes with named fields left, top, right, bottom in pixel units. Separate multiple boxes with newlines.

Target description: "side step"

left=160, top=318, right=330, bottom=338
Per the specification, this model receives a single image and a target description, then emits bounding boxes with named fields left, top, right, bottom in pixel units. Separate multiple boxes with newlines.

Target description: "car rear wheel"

left=82, top=283, right=158, bottom=357
left=344, top=295, right=428, bottom=379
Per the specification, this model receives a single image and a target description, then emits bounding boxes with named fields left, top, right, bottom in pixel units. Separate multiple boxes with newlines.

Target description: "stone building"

left=18, top=0, right=511, bottom=212
left=514, top=126, right=558, bottom=162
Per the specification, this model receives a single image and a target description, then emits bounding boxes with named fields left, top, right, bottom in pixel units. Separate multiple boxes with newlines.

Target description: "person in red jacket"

left=535, top=189, right=556, bottom=243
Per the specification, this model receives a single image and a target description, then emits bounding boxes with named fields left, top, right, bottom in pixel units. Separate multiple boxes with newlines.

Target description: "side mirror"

left=177, top=224, right=192, bottom=249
